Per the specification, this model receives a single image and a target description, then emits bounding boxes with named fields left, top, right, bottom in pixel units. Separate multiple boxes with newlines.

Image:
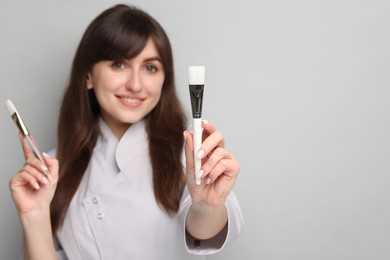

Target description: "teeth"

left=123, top=98, right=140, bottom=104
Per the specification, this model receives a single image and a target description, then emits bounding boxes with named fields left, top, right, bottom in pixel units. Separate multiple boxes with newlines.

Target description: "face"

left=86, top=38, right=164, bottom=139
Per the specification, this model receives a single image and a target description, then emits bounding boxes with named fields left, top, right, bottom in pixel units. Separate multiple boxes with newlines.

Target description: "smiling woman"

left=7, top=4, right=243, bottom=260
left=86, top=38, right=165, bottom=139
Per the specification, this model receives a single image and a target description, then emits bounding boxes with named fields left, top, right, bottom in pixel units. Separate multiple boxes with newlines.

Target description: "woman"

left=10, top=4, right=243, bottom=260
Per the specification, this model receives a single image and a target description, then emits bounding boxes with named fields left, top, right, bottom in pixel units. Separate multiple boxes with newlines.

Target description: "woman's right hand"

left=9, top=134, right=59, bottom=216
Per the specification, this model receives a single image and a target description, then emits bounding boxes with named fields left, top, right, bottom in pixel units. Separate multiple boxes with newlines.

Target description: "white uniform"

left=54, top=118, right=243, bottom=260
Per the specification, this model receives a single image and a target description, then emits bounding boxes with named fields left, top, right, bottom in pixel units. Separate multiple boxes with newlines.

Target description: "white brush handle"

left=193, top=118, right=203, bottom=185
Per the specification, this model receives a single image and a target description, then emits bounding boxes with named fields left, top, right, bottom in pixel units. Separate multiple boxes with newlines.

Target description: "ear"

left=86, top=73, right=93, bottom=89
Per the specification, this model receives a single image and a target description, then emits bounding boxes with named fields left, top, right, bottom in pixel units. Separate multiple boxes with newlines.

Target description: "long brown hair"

left=51, top=4, right=186, bottom=233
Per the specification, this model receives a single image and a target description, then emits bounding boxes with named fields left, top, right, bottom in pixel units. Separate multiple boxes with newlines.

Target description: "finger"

left=183, top=130, right=195, bottom=185
left=18, top=133, right=35, bottom=160
left=25, top=155, right=47, bottom=173
left=41, top=153, right=59, bottom=184
left=11, top=170, right=41, bottom=190
left=24, top=152, right=51, bottom=181
left=201, top=120, right=212, bottom=140
left=23, top=164, right=49, bottom=186
left=197, top=130, right=225, bottom=161
left=200, top=147, right=231, bottom=177
left=201, top=120, right=221, bottom=140
left=205, top=160, right=228, bottom=185
left=202, top=119, right=214, bottom=131
left=207, top=158, right=239, bottom=184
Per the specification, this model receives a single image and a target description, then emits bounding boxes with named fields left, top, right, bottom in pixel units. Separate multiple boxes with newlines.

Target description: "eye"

left=145, top=64, right=158, bottom=73
left=111, top=61, right=126, bottom=70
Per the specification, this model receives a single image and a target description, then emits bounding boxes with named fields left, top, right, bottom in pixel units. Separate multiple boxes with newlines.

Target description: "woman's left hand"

left=183, top=120, right=240, bottom=209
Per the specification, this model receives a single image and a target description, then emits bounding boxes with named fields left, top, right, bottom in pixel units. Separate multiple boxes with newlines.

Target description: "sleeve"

left=177, top=186, right=244, bottom=255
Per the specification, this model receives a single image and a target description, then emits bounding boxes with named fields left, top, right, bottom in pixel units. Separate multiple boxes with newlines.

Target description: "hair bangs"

left=90, top=10, right=156, bottom=62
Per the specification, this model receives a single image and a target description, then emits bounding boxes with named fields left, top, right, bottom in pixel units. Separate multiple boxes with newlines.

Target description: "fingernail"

left=34, top=182, right=40, bottom=190
left=41, top=165, right=50, bottom=176
left=197, top=149, right=204, bottom=159
left=183, top=131, right=187, bottom=142
left=203, top=119, right=208, bottom=125
left=42, top=152, right=50, bottom=158
left=197, top=169, right=204, bottom=179
left=42, top=176, right=49, bottom=184
left=206, top=178, right=211, bottom=185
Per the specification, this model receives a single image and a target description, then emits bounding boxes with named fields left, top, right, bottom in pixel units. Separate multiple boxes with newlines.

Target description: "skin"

left=9, top=38, right=240, bottom=259
left=184, top=121, right=239, bottom=239
left=10, top=134, right=58, bottom=260
left=86, top=38, right=165, bottom=139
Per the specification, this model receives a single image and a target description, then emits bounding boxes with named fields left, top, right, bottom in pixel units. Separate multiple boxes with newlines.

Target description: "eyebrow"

left=143, top=56, right=162, bottom=63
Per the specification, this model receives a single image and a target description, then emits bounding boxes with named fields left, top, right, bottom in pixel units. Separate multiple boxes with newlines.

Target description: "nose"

left=125, top=69, right=142, bottom=92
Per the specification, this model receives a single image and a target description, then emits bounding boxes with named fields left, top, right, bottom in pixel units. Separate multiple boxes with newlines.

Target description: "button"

left=97, top=213, right=104, bottom=220
left=93, top=197, right=98, bottom=204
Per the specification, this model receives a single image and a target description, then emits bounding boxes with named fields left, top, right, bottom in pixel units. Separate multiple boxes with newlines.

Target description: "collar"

left=97, top=117, right=149, bottom=172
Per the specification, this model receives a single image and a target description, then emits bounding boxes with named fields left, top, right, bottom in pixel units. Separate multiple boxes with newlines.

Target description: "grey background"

left=1, top=0, right=389, bottom=259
